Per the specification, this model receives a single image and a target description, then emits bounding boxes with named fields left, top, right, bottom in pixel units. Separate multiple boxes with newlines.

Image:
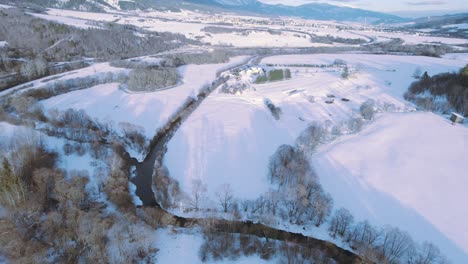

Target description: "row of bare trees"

left=328, top=208, right=447, bottom=263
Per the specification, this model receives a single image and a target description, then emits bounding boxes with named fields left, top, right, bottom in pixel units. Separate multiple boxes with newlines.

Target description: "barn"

left=450, top=112, right=464, bottom=124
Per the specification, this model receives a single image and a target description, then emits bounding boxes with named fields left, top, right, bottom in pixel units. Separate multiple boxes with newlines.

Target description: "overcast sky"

left=258, top=0, right=468, bottom=13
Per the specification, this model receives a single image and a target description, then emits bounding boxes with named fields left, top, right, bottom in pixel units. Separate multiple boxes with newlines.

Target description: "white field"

left=314, top=112, right=468, bottom=263
left=164, top=53, right=468, bottom=262
left=165, top=53, right=467, bottom=200
left=30, top=12, right=100, bottom=29
left=32, top=8, right=468, bottom=48
left=155, top=227, right=277, bottom=264
left=0, top=62, right=129, bottom=98
left=41, top=56, right=249, bottom=140
left=443, top=23, right=468, bottom=30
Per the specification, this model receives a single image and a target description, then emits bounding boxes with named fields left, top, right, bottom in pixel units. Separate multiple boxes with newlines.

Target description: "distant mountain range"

left=411, top=13, right=468, bottom=28
left=0, top=0, right=405, bottom=23
left=405, top=12, right=468, bottom=38
left=186, top=0, right=404, bottom=23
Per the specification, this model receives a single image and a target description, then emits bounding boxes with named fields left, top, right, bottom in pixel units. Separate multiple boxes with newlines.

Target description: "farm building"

left=450, top=112, right=464, bottom=124
left=242, top=66, right=265, bottom=76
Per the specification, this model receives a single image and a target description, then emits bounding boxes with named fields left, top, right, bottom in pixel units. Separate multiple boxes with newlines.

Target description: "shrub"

left=255, top=69, right=290, bottom=83
left=268, top=69, right=284, bottom=81
left=264, top=98, right=282, bottom=120
left=360, top=99, right=376, bottom=120
left=342, top=65, right=350, bottom=79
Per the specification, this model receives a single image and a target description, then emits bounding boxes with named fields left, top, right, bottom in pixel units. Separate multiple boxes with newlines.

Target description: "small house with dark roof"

left=450, top=112, right=464, bottom=124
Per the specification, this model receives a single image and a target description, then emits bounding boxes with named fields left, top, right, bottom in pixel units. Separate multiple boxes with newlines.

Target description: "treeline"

left=0, top=7, right=194, bottom=89
left=366, top=38, right=453, bottom=57
left=200, top=230, right=336, bottom=263
left=125, top=68, right=179, bottom=92
left=0, top=8, right=192, bottom=62
left=164, top=50, right=231, bottom=66
left=404, top=66, right=468, bottom=116
left=311, top=34, right=368, bottom=45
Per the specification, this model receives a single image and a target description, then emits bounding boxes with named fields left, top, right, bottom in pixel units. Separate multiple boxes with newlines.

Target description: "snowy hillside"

left=160, top=53, right=468, bottom=262
left=314, top=112, right=468, bottom=263
left=41, top=56, right=249, bottom=153
left=165, top=53, right=467, bottom=202
left=1, top=1, right=468, bottom=262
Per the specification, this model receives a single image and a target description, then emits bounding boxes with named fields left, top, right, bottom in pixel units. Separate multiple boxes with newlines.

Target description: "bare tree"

left=379, top=226, right=414, bottom=264
left=408, top=242, right=442, bottom=264
left=328, top=208, right=354, bottom=238
left=348, top=220, right=380, bottom=247
left=312, top=192, right=333, bottom=227
left=216, top=183, right=234, bottom=213
left=190, top=179, right=207, bottom=211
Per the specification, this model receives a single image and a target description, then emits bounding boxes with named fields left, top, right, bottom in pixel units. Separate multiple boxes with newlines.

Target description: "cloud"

left=406, top=1, right=447, bottom=5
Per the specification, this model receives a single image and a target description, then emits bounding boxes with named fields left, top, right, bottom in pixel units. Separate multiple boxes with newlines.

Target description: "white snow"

left=30, top=13, right=99, bottom=29
left=0, top=62, right=128, bottom=98
left=442, top=23, right=468, bottom=30
left=314, top=112, right=468, bottom=263
left=163, top=53, right=468, bottom=262
left=0, top=41, right=7, bottom=47
left=29, top=7, right=468, bottom=48
left=155, top=227, right=276, bottom=264
left=165, top=53, right=467, bottom=203
left=41, top=56, right=249, bottom=140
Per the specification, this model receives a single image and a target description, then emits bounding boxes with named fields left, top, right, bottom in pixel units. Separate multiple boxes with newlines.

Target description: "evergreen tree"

left=341, top=66, right=349, bottom=79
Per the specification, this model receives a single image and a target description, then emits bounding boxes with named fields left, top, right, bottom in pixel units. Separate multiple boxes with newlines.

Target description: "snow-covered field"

left=155, top=228, right=276, bottom=264
left=0, top=62, right=128, bottom=98
left=443, top=23, right=468, bottom=30
left=165, top=53, right=467, bottom=202
left=30, top=7, right=468, bottom=48
left=2, top=1, right=468, bottom=262
left=42, top=56, right=249, bottom=140
left=30, top=12, right=100, bottom=29
left=163, top=53, right=468, bottom=262
left=314, top=112, right=468, bottom=263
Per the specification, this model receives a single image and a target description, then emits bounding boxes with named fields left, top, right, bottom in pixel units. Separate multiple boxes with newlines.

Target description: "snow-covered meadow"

left=165, top=53, right=467, bottom=201
left=163, top=53, right=468, bottom=262
left=27, top=7, right=468, bottom=48
left=314, top=112, right=468, bottom=263
left=41, top=56, right=249, bottom=140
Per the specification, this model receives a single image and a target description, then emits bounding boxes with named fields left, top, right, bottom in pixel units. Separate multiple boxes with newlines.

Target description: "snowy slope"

left=164, top=53, right=468, bottom=261
left=42, top=56, right=249, bottom=140
left=164, top=53, right=467, bottom=204
left=314, top=112, right=468, bottom=263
